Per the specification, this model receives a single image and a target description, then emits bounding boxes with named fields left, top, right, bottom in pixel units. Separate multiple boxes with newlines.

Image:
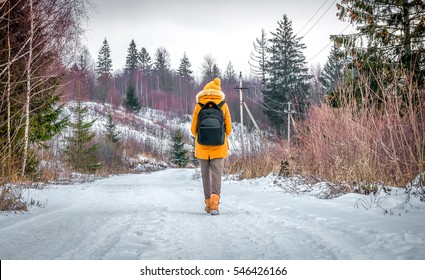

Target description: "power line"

left=296, top=0, right=329, bottom=36
left=242, top=85, right=284, bottom=115
left=248, top=85, right=288, bottom=107
left=307, top=23, right=351, bottom=63
left=302, top=0, right=337, bottom=39
left=244, top=85, right=301, bottom=116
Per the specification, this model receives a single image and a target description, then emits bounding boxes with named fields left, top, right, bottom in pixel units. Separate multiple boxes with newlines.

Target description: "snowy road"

left=0, top=169, right=424, bottom=259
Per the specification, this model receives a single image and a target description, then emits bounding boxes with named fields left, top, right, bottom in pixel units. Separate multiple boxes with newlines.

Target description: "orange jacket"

left=191, top=89, right=232, bottom=160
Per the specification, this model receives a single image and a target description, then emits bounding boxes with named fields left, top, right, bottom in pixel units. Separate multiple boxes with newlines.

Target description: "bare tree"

left=1, top=0, right=90, bottom=180
left=201, top=54, right=221, bottom=85
left=249, top=29, right=268, bottom=85
left=6, top=0, right=12, bottom=168
left=308, top=63, right=324, bottom=105
left=21, top=0, right=35, bottom=176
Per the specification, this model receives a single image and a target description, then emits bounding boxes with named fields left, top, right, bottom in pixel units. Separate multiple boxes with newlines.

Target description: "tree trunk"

left=403, top=0, right=412, bottom=67
left=6, top=0, right=12, bottom=170
left=22, top=0, right=34, bottom=178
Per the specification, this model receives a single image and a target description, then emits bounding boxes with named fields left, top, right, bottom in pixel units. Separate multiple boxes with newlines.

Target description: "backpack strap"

left=199, top=101, right=225, bottom=108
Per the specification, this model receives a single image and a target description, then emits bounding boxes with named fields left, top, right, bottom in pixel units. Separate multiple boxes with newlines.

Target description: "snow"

left=1, top=169, right=424, bottom=260
left=60, top=101, right=260, bottom=158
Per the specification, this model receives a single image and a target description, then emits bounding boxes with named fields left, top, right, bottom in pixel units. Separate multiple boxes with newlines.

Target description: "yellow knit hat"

left=203, top=78, right=221, bottom=92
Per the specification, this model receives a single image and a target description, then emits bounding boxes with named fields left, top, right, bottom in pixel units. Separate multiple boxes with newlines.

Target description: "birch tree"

left=6, top=0, right=12, bottom=172
left=1, top=0, right=89, bottom=180
left=21, top=0, right=34, bottom=177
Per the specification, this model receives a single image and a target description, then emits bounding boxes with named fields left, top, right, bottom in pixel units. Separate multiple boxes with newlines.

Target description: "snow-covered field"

left=0, top=168, right=424, bottom=260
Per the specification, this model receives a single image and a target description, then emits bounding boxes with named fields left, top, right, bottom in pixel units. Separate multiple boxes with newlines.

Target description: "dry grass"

left=293, top=70, right=425, bottom=187
left=0, top=186, right=28, bottom=212
left=225, top=138, right=288, bottom=180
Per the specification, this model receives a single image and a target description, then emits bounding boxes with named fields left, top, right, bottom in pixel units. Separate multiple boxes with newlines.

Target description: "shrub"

left=0, top=186, right=27, bottom=212
left=293, top=71, right=425, bottom=187
left=225, top=137, right=287, bottom=180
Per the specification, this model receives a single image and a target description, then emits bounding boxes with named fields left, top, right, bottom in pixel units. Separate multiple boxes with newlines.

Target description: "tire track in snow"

left=0, top=169, right=420, bottom=259
left=59, top=212, right=134, bottom=259
left=0, top=204, right=76, bottom=233
left=235, top=195, right=373, bottom=259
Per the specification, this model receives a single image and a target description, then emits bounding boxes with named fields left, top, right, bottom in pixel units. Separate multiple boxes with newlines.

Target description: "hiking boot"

left=205, top=198, right=211, bottom=213
left=210, top=194, right=220, bottom=215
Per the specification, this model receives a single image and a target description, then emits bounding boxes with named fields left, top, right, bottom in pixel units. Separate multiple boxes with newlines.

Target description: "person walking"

left=191, top=78, right=232, bottom=215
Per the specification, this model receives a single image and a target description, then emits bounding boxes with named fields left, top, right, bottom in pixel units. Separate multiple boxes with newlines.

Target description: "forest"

left=1, top=0, right=424, bottom=210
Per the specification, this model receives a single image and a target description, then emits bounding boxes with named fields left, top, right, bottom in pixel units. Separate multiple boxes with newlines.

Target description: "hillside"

left=40, top=101, right=262, bottom=182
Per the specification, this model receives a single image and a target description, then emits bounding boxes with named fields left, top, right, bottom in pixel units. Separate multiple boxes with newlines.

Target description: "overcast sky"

left=84, top=0, right=354, bottom=79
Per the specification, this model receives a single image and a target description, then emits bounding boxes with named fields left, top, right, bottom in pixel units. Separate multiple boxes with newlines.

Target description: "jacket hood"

left=196, top=89, right=225, bottom=103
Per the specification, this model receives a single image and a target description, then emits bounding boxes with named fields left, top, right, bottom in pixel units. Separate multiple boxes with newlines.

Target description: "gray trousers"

left=199, top=158, right=224, bottom=199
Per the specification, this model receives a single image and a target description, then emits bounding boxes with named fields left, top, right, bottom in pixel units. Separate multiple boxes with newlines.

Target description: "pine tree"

left=249, top=29, right=269, bottom=85
left=96, top=38, right=113, bottom=76
left=124, top=85, right=141, bottom=112
left=139, top=47, right=152, bottom=74
left=223, top=61, right=238, bottom=86
left=264, top=14, right=311, bottom=135
left=95, top=38, right=113, bottom=103
left=177, top=52, right=193, bottom=81
left=65, top=100, right=101, bottom=173
left=212, top=64, right=222, bottom=80
left=177, top=52, right=194, bottom=97
left=125, top=39, right=139, bottom=71
left=170, top=128, right=189, bottom=168
left=154, top=47, right=173, bottom=92
left=105, top=113, right=120, bottom=144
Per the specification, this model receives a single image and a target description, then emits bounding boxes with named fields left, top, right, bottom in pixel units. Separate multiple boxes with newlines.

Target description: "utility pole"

left=235, top=72, right=248, bottom=156
left=284, top=102, right=295, bottom=147
left=243, top=100, right=269, bottom=150
left=287, top=102, right=291, bottom=144
left=239, top=72, right=244, bottom=156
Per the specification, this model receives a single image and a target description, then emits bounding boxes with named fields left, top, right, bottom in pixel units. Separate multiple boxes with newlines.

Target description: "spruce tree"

left=264, top=14, right=310, bottom=135
left=223, top=61, right=238, bottom=86
left=154, top=47, right=173, bottom=92
left=212, top=64, right=222, bottom=80
left=65, top=100, right=101, bottom=173
left=177, top=52, right=194, bottom=96
left=139, top=47, right=152, bottom=74
left=105, top=113, right=120, bottom=144
left=31, top=93, right=68, bottom=144
left=177, top=52, right=193, bottom=81
left=124, top=85, right=141, bottom=112
left=336, top=0, right=425, bottom=68
left=320, top=44, right=345, bottom=106
left=170, top=128, right=189, bottom=168
left=96, top=38, right=113, bottom=76
left=125, top=39, right=139, bottom=71
left=95, top=38, right=112, bottom=103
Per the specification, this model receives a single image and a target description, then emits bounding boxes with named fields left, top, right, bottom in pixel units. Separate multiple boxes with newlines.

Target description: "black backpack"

left=197, top=101, right=225, bottom=146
